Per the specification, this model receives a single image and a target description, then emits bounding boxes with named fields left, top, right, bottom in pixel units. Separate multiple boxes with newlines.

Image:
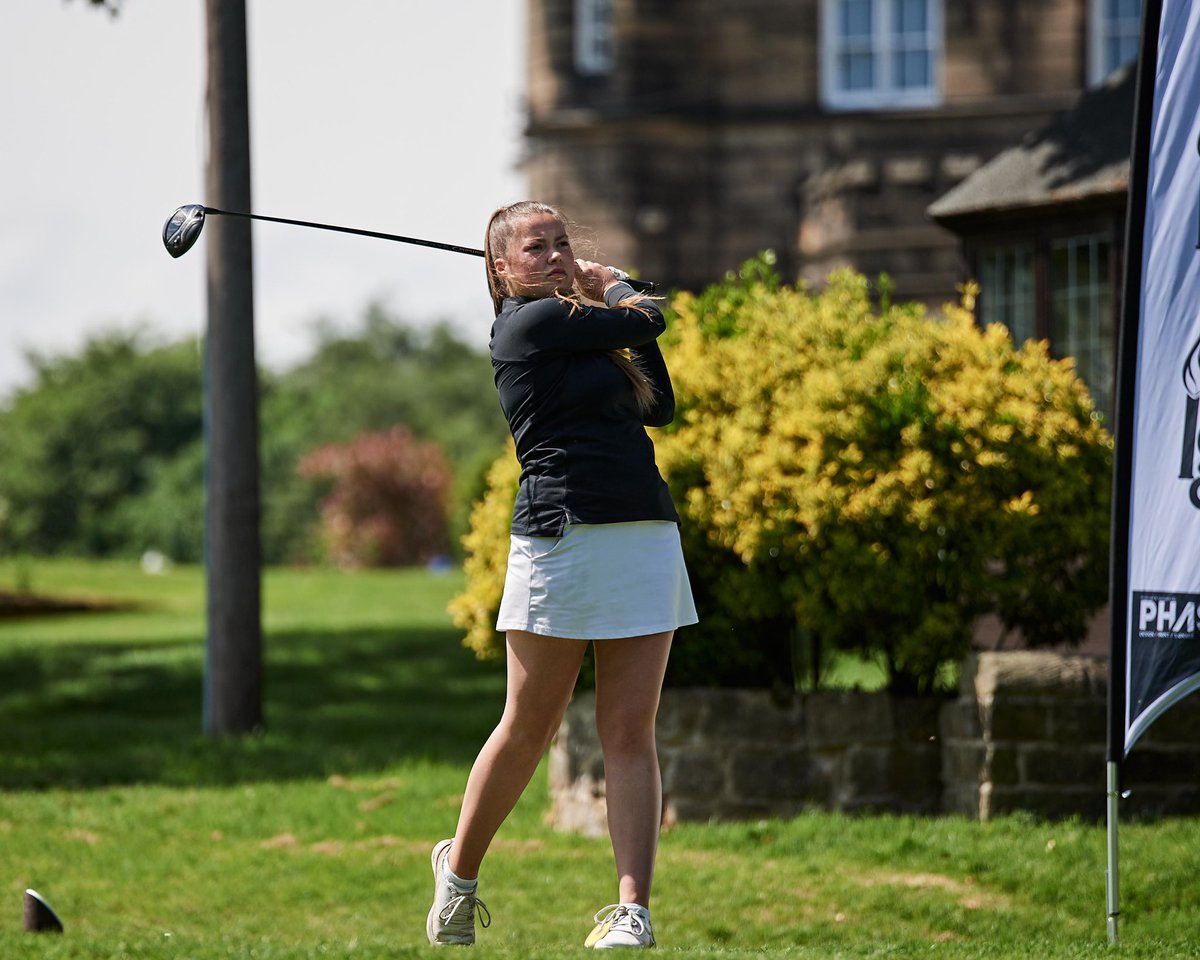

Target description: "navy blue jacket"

left=490, top=282, right=681, bottom=537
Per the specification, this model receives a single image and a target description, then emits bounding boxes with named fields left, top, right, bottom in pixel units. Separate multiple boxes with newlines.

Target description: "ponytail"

left=600, top=291, right=660, bottom=414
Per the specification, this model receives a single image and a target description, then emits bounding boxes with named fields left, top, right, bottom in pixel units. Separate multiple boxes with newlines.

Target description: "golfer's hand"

left=575, top=260, right=618, bottom=301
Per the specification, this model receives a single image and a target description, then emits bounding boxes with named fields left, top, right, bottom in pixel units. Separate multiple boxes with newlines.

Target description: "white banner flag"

left=1121, top=0, right=1200, bottom=753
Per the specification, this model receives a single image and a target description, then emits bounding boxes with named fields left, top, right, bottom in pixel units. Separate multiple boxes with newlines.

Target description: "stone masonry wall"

left=942, top=652, right=1200, bottom=822
left=547, top=688, right=942, bottom=836
left=546, top=653, right=1200, bottom=834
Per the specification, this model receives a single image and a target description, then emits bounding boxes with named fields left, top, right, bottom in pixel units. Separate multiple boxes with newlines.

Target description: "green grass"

left=1, top=559, right=1197, bottom=958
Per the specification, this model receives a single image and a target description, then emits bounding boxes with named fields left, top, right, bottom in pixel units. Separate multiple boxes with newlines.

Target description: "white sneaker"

left=426, top=839, right=491, bottom=946
left=585, top=903, right=655, bottom=949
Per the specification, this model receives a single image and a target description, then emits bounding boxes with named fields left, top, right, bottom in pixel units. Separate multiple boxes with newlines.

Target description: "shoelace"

left=440, top=888, right=492, bottom=933
left=592, top=904, right=647, bottom=937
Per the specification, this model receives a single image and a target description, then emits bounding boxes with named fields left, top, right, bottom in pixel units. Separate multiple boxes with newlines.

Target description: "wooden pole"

left=203, top=0, right=262, bottom=735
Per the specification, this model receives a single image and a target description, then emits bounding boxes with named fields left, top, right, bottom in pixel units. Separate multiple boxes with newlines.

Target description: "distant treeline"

left=0, top=305, right=508, bottom=565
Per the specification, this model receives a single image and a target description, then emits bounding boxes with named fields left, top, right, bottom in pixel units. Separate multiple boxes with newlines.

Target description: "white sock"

left=444, top=862, right=477, bottom=892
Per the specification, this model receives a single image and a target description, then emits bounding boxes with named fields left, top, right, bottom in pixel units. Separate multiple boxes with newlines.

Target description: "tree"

left=260, top=308, right=508, bottom=561
left=0, top=333, right=202, bottom=556
left=0, top=310, right=504, bottom=567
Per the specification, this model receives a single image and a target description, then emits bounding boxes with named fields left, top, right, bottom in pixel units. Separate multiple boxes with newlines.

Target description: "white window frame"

left=1088, top=0, right=1143, bottom=86
left=820, top=0, right=943, bottom=111
left=575, top=0, right=615, bottom=76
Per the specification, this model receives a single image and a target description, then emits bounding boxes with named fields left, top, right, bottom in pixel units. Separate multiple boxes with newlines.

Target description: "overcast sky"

left=0, top=1, right=525, bottom=400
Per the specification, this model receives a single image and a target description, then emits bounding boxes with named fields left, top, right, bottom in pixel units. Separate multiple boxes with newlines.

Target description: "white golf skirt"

left=496, top=521, right=699, bottom=640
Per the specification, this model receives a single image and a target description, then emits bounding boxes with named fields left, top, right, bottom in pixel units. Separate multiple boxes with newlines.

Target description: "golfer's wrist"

left=603, top=281, right=635, bottom=306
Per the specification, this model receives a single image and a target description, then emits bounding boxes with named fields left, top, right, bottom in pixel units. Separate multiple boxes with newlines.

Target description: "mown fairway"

left=0, top=560, right=1196, bottom=958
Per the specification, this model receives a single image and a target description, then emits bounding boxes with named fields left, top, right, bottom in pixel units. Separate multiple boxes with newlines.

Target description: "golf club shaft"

left=203, top=206, right=656, bottom=293
left=203, top=206, right=484, bottom=257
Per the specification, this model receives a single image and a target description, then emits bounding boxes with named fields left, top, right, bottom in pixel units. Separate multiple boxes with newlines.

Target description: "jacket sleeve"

left=493, top=286, right=666, bottom=359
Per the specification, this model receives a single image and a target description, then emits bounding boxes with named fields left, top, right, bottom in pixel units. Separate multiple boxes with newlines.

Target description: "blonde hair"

left=485, top=201, right=658, bottom=413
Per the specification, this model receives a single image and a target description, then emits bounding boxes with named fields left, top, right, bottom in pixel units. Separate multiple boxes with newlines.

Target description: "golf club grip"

left=614, top=276, right=656, bottom=295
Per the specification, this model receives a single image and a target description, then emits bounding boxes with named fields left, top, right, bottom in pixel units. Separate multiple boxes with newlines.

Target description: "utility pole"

left=203, top=0, right=262, bottom=734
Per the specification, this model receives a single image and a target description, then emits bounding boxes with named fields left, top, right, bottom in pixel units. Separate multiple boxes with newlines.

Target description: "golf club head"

left=162, top=204, right=207, bottom=258
left=23, top=889, right=63, bottom=933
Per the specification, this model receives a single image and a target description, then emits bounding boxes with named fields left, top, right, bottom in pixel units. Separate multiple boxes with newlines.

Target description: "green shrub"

left=449, top=441, right=521, bottom=659
left=655, top=261, right=1113, bottom=694
left=450, top=261, right=1113, bottom=694
left=298, top=427, right=453, bottom=568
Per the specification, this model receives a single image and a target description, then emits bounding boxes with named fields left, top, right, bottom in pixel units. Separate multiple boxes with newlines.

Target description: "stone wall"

left=546, top=653, right=1200, bottom=834
left=547, top=688, right=942, bottom=836
left=942, top=652, right=1200, bottom=822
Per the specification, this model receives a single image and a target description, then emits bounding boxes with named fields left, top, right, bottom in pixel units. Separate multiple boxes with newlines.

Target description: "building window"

left=1089, top=0, right=1143, bottom=85
left=978, top=244, right=1036, bottom=344
left=575, top=0, right=615, bottom=76
left=1050, top=233, right=1115, bottom=418
left=821, top=0, right=942, bottom=111
left=971, top=230, right=1117, bottom=420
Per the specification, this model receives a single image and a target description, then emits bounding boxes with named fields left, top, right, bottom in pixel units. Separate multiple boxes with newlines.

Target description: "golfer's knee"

left=497, top=713, right=560, bottom=757
left=596, top=713, right=656, bottom=758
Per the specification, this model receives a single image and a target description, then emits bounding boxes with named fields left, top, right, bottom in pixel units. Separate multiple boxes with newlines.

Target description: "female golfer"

left=427, top=201, right=697, bottom=949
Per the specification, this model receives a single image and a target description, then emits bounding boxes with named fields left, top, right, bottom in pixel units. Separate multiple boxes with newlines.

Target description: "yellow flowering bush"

left=655, top=258, right=1112, bottom=693
left=449, top=257, right=1113, bottom=693
left=448, top=439, right=521, bottom=660
left=448, top=425, right=795, bottom=686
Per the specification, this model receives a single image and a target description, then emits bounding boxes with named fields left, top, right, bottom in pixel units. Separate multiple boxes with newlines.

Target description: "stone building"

left=928, top=63, right=1134, bottom=421
left=522, top=0, right=1141, bottom=315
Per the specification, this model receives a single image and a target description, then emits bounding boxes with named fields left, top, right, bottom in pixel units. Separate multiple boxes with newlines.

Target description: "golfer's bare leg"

left=593, top=631, right=673, bottom=907
left=448, top=630, right=586, bottom=879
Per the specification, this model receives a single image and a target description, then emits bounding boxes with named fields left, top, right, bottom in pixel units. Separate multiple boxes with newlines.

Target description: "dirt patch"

left=861, top=871, right=1008, bottom=911
left=261, top=833, right=300, bottom=850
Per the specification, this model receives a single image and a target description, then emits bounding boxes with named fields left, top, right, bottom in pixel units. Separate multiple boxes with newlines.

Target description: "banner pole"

left=1105, top=761, right=1120, bottom=944
left=1105, top=0, right=1164, bottom=943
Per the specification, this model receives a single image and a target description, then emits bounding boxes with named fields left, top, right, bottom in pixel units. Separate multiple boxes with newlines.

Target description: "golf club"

left=23, top=889, right=63, bottom=934
left=162, top=204, right=656, bottom=293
